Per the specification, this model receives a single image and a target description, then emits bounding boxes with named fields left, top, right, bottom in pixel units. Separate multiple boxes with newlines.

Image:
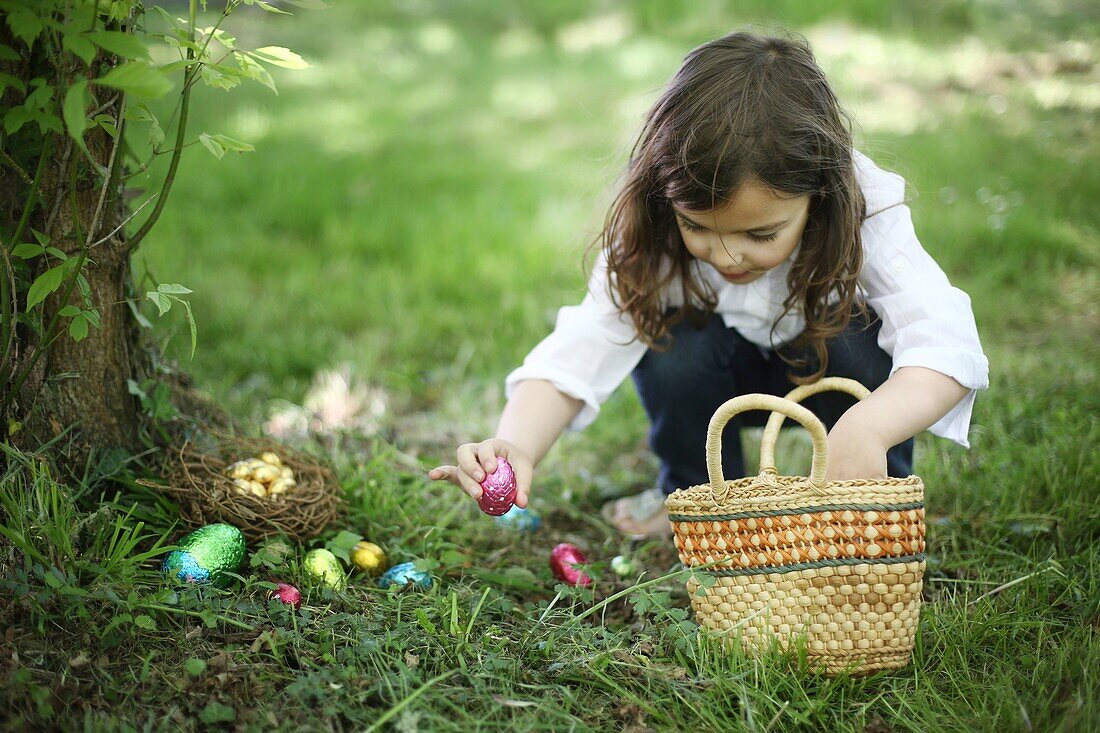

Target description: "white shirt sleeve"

left=860, top=203, right=990, bottom=447
left=504, top=250, right=648, bottom=431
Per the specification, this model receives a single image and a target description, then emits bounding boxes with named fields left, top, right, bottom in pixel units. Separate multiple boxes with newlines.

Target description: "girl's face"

left=673, top=178, right=811, bottom=285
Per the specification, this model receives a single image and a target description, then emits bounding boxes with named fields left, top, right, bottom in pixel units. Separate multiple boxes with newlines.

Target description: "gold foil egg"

left=260, top=451, right=282, bottom=467
left=351, top=541, right=387, bottom=575
left=226, top=461, right=252, bottom=480
left=248, top=480, right=267, bottom=497
left=267, top=477, right=295, bottom=495
left=251, top=464, right=281, bottom=484
left=231, top=478, right=252, bottom=495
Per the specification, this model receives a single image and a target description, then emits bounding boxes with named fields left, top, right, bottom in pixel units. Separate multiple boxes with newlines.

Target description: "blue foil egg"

left=493, top=505, right=541, bottom=532
left=377, top=561, right=432, bottom=589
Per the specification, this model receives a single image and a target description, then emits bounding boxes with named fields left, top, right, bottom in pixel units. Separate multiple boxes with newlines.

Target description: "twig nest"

left=138, top=434, right=345, bottom=544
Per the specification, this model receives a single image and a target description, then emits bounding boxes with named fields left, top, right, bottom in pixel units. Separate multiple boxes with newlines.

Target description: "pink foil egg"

left=549, top=543, right=592, bottom=587
left=477, top=458, right=517, bottom=516
left=271, top=581, right=302, bottom=609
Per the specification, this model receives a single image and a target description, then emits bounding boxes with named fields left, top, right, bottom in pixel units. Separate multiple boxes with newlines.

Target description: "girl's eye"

left=747, top=231, right=779, bottom=243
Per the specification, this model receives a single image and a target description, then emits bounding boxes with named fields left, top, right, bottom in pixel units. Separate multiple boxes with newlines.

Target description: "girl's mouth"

left=719, top=269, right=753, bottom=282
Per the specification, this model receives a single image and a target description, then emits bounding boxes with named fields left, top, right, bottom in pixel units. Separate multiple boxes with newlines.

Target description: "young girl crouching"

left=429, top=30, right=988, bottom=538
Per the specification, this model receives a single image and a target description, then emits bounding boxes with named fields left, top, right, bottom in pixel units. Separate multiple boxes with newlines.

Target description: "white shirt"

left=505, top=151, right=989, bottom=447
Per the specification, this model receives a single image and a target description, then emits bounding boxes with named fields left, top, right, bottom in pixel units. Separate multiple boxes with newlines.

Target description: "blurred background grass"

left=137, top=0, right=1097, bottom=455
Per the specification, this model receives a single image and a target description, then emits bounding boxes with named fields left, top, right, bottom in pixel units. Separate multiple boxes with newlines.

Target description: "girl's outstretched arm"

left=825, top=366, right=970, bottom=480
left=428, top=379, right=583, bottom=507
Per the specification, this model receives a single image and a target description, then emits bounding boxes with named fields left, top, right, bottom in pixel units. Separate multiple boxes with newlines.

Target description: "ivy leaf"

left=0, top=44, right=20, bottom=61
left=6, top=9, right=44, bottom=48
left=96, top=61, right=172, bottom=99
left=146, top=291, right=171, bottom=316
left=3, top=106, right=32, bottom=135
left=12, top=243, right=43, bottom=259
left=62, top=33, right=97, bottom=66
left=199, top=64, right=241, bottom=90
left=157, top=283, right=193, bottom=295
left=254, top=1, right=292, bottom=14
left=248, top=46, right=309, bottom=69
left=63, top=80, right=91, bottom=150
left=59, top=305, right=81, bottom=317
left=69, top=314, right=89, bottom=341
left=27, top=266, right=65, bottom=310
left=86, top=31, right=150, bottom=60
left=0, top=72, right=26, bottom=96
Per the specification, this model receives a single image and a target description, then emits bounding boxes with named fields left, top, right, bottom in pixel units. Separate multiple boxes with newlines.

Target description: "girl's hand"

left=427, top=439, right=534, bottom=508
left=824, top=417, right=888, bottom=481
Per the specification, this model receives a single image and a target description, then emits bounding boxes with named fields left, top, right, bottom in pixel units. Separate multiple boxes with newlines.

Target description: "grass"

left=2, top=1, right=1098, bottom=730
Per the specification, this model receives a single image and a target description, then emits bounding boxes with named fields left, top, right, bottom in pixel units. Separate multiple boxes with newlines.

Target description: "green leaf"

left=96, top=61, right=173, bottom=99
left=184, top=658, right=206, bottom=677
left=34, top=112, right=63, bottom=135
left=94, top=113, right=118, bottom=137
left=58, top=305, right=81, bottom=317
left=157, top=283, right=193, bottom=295
left=83, top=308, right=100, bottom=328
left=146, top=291, right=171, bottom=316
left=179, top=297, right=197, bottom=360
left=199, top=64, right=241, bottom=91
left=25, top=83, right=53, bottom=110
left=62, top=33, right=97, bottom=65
left=0, top=72, right=26, bottom=96
left=63, top=80, right=90, bottom=149
left=86, top=31, right=150, bottom=60
left=30, top=229, right=49, bottom=246
left=3, top=106, right=31, bottom=135
left=249, top=46, right=309, bottom=69
left=133, top=615, right=156, bottom=631
left=69, top=314, right=89, bottom=341
left=198, top=132, right=224, bottom=159
left=0, top=44, right=20, bottom=61
left=254, top=1, right=292, bottom=14
left=235, top=52, right=277, bottom=94
left=148, top=116, right=165, bottom=149
left=27, top=266, right=65, bottom=310
left=45, top=247, right=67, bottom=260
left=12, top=243, right=43, bottom=258
left=6, top=9, right=44, bottom=48
left=199, top=702, right=235, bottom=724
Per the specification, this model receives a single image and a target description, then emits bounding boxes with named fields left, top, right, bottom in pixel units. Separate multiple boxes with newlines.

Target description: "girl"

left=428, top=31, right=988, bottom=538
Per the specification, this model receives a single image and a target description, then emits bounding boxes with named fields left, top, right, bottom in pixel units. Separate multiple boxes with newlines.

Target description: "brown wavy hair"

left=598, top=30, right=867, bottom=384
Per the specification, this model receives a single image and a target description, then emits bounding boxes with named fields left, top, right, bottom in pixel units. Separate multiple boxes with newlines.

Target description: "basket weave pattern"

left=666, top=378, right=926, bottom=675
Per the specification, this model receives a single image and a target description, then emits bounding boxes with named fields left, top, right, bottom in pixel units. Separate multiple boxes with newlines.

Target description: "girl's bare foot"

left=600, top=487, right=673, bottom=539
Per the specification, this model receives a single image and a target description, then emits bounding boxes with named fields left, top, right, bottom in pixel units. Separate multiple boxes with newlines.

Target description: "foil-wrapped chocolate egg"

left=271, top=581, right=302, bottom=609
left=610, top=555, right=635, bottom=577
left=477, top=458, right=517, bottom=516
left=377, top=561, right=432, bottom=590
left=162, top=523, right=246, bottom=587
left=351, top=541, right=387, bottom=576
left=493, top=505, right=541, bottom=532
left=549, top=543, right=592, bottom=587
left=303, top=548, right=346, bottom=591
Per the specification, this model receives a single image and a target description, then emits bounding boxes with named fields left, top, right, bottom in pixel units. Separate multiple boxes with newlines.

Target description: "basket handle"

left=706, top=394, right=830, bottom=502
left=758, top=377, right=872, bottom=473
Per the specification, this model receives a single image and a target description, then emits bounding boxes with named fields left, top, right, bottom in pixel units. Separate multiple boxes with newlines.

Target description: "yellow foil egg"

left=267, top=477, right=295, bottom=495
left=251, top=464, right=281, bottom=484
left=248, top=480, right=267, bottom=497
left=231, top=477, right=252, bottom=495
left=260, top=451, right=282, bottom=467
left=280, top=466, right=294, bottom=480
left=351, top=541, right=387, bottom=575
left=226, top=461, right=252, bottom=480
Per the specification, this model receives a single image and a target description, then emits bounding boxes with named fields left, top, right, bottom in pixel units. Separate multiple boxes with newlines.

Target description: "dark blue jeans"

left=631, top=310, right=914, bottom=494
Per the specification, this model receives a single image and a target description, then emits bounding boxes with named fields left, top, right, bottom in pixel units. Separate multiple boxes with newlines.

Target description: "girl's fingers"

left=456, top=444, right=484, bottom=483
left=428, top=465, right=482, bottom=499
left=477, top=443, right=499, bottom=476
left=512, top=460, right=532, bottom=508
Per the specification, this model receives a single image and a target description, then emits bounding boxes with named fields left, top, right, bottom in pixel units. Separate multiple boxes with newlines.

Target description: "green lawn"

left=2, top=1, right=1098, bottom=730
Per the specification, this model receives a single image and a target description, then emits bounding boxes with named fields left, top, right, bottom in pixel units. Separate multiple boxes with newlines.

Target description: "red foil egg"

left=477, top=458, right=517, bottom=516
left=271, top=581, right=302, bottom=609
left=549, top=543, right=592, bottom=587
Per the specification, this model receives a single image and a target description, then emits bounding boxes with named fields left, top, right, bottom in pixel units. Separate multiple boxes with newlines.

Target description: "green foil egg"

left=162, top=523, right=246, bottom=587
left=303, top=548, right=346, bottom=591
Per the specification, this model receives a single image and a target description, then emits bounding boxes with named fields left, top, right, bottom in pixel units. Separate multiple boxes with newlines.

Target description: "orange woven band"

left=671, top=503, right=925, bottom=576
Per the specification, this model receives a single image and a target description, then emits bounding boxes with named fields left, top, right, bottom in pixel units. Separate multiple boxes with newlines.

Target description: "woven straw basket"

left=665, top=377, right=925, bottom=675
